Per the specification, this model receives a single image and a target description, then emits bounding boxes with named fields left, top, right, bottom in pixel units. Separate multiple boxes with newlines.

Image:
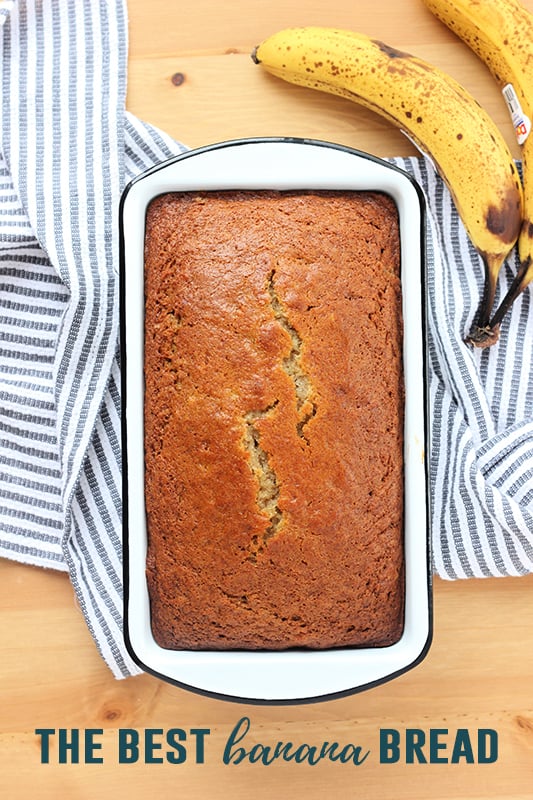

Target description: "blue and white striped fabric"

left=0, top=0, right=531, bottom=679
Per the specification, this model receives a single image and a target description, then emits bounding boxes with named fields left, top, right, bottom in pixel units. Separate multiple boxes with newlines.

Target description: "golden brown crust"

left=144, top=190, right=404, bottom=650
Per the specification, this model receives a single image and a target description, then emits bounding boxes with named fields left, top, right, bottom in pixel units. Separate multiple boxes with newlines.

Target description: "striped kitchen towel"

left=0, top=0, right=532, bottom=679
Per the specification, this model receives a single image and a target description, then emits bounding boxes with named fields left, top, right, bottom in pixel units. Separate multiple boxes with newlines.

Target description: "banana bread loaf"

left=143, top=189, right=405, bottom=650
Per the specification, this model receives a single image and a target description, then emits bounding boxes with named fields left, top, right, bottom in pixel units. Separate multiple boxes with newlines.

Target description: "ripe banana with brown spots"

left=252, top=26, right=523, bottom=346
left=421, top=0, right=533, bottom=342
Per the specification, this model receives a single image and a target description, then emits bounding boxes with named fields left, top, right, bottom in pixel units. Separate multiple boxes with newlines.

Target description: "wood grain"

left=2, top=0, right=533, bottom=796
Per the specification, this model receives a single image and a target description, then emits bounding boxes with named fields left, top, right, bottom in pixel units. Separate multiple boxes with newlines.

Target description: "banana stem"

left=478, top=256, right=499, bottom=330
left=489, top=256, right=532, bottom=329
left=465, top=254, right=501, bottom=347
left=467, top=255, right=532, bottom=347
left=466, top=323, right=501, bottom=348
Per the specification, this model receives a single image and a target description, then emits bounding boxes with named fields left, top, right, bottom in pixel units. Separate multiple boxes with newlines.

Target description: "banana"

left=252, top=26, right=523, bottom=346
left=421, top=0, right=533, bottom=344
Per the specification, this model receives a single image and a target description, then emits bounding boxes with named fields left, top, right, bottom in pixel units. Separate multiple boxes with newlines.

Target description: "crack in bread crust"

left=267, top=269, right=317, bottom=443
left=242, top=270, right=319, bottom=561
left=242, top=401, right=282, bottom=561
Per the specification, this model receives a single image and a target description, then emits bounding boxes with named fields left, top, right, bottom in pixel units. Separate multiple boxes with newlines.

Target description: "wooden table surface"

left=2, top=0, right=533, bottom=797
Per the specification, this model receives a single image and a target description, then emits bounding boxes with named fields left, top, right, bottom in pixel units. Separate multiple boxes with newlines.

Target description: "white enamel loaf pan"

left=120, top=137, right=432, bottom=704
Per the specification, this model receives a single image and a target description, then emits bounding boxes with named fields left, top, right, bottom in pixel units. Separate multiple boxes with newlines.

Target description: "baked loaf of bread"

left=144, top=189, right=404, bottom=650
